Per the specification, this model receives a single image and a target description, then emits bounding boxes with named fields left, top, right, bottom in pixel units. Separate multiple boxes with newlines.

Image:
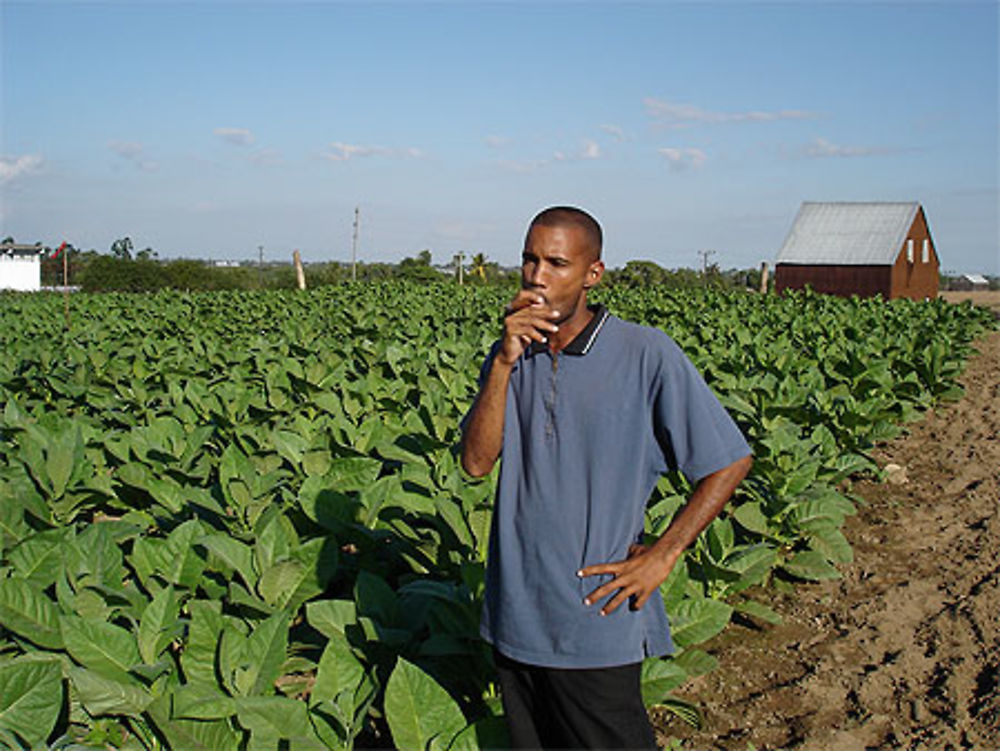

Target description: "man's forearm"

left=651, top=454, right=753, bottom=561
left=460, top=358, right=514, bottom=477
left=578, top=454, right=753, bottom=614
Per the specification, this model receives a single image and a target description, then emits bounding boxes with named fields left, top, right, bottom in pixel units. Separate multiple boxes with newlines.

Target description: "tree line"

left=21, top=236, right=768, bottom=293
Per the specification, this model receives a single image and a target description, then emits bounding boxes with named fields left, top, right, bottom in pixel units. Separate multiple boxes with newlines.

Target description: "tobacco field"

left=0, top=283, right=994, bottom=749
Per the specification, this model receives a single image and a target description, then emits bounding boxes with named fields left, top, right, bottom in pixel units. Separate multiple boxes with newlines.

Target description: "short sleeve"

left=652, top=336, right=751, bottom=482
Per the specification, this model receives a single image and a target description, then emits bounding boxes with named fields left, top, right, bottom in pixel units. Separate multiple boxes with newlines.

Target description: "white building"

left=0, top=243, right=46, bottom=291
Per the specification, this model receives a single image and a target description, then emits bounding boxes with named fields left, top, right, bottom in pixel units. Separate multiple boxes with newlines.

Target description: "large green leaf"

left=384, top=658, right=467, bottom=751
left=253, top=512, right=295, bottom=576
left=355, top=570, right=401, bottom=627
left=147, top=694, right=242, bottom=751
left=45, top=425, right=83, bottom=499
left=60, top=615, right=142, bottom=680
left=68, top=666, right=152, bottom=716
left=327, top=456, right=382, bottom=492
left=305, top=599, right=357, bottom=639
left=138, top=585, right=181, bottom=664
left=640, top=657, right=687, bottom=705
left=180, top=599, right=224, bottom=686
left=258, top=536, right=338, bottom=613
left=171, top=684, right=237, bottom=720
left=782, top=550, right=841, bottom=581
left=667, top=597, right=733, bottom=649
left=234, top=696, right=324, bottom=747
left=7, top=527, right=72, bottom=589
left=233, top=611, right=289, bottom=696
left=310, top=631, right=365, bottom=707
left=164, top=518, right=207, bottom=588
left=0, top=660, right=62, bottom=746
left=0, top=577, right=63, bottom=649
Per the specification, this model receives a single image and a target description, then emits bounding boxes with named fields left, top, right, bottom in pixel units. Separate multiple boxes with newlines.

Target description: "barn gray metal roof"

left=0, top=243, right=47, bottom=258
left=776, top=201, right=921, bottom=265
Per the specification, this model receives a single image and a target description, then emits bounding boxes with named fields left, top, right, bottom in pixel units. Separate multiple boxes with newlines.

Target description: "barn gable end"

left=775, top=202, right=939, bottom=300
left=0, top=243, right=45, bottom=292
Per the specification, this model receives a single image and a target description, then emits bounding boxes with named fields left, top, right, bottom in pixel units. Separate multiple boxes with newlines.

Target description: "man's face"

left=521, top=224, right=604, bottom=322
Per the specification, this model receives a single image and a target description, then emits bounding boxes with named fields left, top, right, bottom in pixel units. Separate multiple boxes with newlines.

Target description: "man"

left=461, top=206, right=752, bottom=749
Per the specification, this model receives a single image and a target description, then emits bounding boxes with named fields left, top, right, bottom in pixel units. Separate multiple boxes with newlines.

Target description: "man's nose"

left=525, top=264, right=546, bottom=288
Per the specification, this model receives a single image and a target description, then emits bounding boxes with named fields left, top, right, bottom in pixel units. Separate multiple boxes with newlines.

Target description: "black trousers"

left=494, top=649, right=658, bottom=750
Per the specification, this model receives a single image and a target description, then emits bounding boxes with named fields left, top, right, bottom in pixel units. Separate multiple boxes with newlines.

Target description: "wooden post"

left=759, top=261, right=769, bottom=294
left=351, top=206, right=359, bottom=282
left=293, top=250, right=307, bottom=290
left=63, top=248, right=69, bottom=325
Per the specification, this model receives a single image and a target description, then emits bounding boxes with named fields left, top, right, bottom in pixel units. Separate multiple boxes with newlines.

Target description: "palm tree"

left=469, top=253, right=488, bottom=282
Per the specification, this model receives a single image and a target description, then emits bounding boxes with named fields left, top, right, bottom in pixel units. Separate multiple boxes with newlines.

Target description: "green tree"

left=110, top=237, right=134, bottom=260
left=397, top=250, right=440, bottom=283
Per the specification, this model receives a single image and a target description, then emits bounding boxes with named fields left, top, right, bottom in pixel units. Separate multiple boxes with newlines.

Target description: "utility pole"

left=258, top=245, right=264, bottom=289
left=61, top=244, right=69, bottom=327
left=698, top=249, right=716, bottom=275
left=457, top=251, right=465, bottom=285
left=351, top=206, right=360, bottom=282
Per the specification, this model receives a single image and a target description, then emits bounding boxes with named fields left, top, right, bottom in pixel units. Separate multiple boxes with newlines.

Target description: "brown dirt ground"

left=652, top=312, right=1000, bottom=750
left=939, top=290, right=1000, bottom=315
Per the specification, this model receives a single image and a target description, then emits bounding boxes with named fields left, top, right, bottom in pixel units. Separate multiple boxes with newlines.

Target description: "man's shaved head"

left=527, top=206, right=603, bottom=261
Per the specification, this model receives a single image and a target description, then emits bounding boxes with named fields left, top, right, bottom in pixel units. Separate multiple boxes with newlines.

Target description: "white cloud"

left=485, top=135, right=511, bottom=148
left=322, top=141, right=421, bottom=162
left=800, top=137, right=896, bottom=158
left=599, top=124, right=627, bottom=141
left=645, top=97, right=817, bottom=129
left=108, top=140, right=158, bottom=171
left=248, top=148, right=284, bottom=167
left=581, top=139, right=601, bottom=159
left=495, top=158, right=549, bottom=173
left=498, top=139, right=601, bottom=172
left=657, top=147, right=707, bottom=171
left=214, top=127, right=255, bottom=146
left=323, top=142, right=388, bottom=161
left=108, top=141, right=144, bottom=159
left=0, top=154, right=43, bottom=183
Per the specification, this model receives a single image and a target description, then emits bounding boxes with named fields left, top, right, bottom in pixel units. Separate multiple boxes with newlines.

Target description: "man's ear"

left=583, top=260, right=605, bottom=289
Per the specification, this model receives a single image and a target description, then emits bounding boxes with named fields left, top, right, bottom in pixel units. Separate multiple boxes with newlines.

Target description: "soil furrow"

left=655, top=328, right=1000, bottom=750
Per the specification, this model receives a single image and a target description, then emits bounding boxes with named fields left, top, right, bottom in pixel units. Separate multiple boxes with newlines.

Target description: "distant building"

left=951, top=273, right=989, bottom=292
left=775, top=202, right=939, bottom=300
left=0, top=243, right=46, bottom=291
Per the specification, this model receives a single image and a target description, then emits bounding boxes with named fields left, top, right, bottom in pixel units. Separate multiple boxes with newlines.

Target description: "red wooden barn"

left=775, top=202, right=939, bottom=300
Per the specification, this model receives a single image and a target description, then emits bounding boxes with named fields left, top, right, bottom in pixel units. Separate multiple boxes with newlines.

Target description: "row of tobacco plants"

left=0, top=284, right=995, bottom=749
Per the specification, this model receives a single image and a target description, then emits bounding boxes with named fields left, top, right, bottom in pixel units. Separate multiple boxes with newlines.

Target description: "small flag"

left=51, top=241, right=68, bottom=259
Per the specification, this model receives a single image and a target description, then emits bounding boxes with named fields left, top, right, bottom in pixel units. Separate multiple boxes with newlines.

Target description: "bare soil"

left=940, top=290, right=1000, bottom=317
left=653, top=324, right=1000, bottom=750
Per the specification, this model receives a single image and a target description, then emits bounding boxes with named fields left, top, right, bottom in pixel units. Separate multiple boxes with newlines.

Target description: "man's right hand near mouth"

left=499, top=290, right=561, bottom=365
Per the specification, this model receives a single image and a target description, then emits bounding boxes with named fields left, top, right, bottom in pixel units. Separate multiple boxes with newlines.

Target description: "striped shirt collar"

left=528, top=304, right=610, bottom=357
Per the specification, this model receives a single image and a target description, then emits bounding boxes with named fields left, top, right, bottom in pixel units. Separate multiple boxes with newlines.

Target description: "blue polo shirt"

left=473, top=305, right=751, bottom=669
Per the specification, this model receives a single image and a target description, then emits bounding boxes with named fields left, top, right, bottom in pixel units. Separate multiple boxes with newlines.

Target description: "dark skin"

left=460, top=223, right=604, bottom=477
left=460, top=221, right=752, bottom=616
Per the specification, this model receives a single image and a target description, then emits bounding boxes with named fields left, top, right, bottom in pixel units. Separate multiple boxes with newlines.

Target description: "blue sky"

left=2, top=1, right=997, bottom=273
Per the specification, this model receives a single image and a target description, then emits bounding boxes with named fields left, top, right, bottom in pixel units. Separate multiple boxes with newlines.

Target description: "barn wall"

left=775, top=264, right=891, bottom=298
left=0, top=257, right=41, bottom=291
left=889, top=209, right=939, bottom=299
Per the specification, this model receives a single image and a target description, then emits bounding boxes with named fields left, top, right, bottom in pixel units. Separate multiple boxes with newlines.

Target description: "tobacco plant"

left=0, top=285, right=993, bottom=748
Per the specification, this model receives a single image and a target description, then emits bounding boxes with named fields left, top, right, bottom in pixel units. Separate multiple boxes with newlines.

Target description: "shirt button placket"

left=545, top=352, right=558, bottom=440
